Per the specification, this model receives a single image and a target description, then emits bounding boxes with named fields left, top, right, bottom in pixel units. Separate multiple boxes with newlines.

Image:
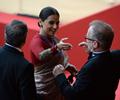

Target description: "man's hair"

left=5, top=20, right=28, bottom=47
left=89, top=20, right=114, bottom=50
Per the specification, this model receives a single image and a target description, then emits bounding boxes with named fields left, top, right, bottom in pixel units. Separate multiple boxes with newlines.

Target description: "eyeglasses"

left=85, top=37, right=96, bottom=41
left=85, top=37, right=100, bottom=45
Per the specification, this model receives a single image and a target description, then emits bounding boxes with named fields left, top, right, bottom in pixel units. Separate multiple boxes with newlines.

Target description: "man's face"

left=84, top=26, right=96, bottom=53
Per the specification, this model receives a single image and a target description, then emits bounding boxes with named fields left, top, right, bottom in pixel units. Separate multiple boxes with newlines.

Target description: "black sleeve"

left=55, top=65, right=92, bottom=100
left=19, top=63, right=37, bottom=100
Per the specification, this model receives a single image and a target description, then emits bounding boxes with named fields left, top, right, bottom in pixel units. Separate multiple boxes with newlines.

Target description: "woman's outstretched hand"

left=56, top=38, right=72, bottom=51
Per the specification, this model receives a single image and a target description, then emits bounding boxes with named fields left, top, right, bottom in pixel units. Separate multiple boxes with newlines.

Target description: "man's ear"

left=93, top=40, right=99, bottom=49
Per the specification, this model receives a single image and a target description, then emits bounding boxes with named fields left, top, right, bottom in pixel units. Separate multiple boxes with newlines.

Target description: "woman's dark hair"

left=39, top=6, right=60, bottom=21
left=5, top=20, right=28, bottom=47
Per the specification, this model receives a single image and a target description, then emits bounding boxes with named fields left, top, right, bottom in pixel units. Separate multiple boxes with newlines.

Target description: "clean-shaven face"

left=42, top=15, right=59, bottom=37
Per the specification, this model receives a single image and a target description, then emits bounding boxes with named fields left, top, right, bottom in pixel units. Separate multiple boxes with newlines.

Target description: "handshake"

left=53, top=63, right=78, bottom=84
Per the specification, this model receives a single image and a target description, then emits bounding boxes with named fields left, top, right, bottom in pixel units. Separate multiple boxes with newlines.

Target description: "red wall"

left=0, top=5, right=120, bottom=100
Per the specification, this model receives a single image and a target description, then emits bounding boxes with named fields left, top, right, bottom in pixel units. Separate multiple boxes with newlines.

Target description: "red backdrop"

left=0, top=5, right=120, bottom=100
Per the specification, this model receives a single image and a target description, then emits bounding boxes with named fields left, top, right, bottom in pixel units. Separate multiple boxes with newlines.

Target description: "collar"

left=5, top=43, right=22, bottom=52
left=93, top=50, right=107, bottom=54
left=92, top=50, right=109, bottom=57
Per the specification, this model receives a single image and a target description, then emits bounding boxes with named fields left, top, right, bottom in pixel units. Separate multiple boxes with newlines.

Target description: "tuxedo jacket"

left=0, top=45, right=37, bottom=100
left=55, top=50, right=120, bottom=100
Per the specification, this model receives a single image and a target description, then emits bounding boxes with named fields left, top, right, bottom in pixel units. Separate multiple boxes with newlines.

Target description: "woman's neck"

left=39, top=30, right=54, bottom=39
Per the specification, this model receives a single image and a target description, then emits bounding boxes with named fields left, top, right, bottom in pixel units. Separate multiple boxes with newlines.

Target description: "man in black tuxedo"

left=0, top=20, right=37, bottom=100
left=53, top=20, right=120, bottom=100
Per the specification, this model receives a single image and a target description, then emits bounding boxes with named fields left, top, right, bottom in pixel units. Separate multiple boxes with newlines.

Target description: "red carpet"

left=0, top=5, right=120, bottom=100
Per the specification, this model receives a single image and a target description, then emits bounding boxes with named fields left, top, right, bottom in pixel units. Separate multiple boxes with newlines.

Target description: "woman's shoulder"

left=30, top=33, right=43, bottom=46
